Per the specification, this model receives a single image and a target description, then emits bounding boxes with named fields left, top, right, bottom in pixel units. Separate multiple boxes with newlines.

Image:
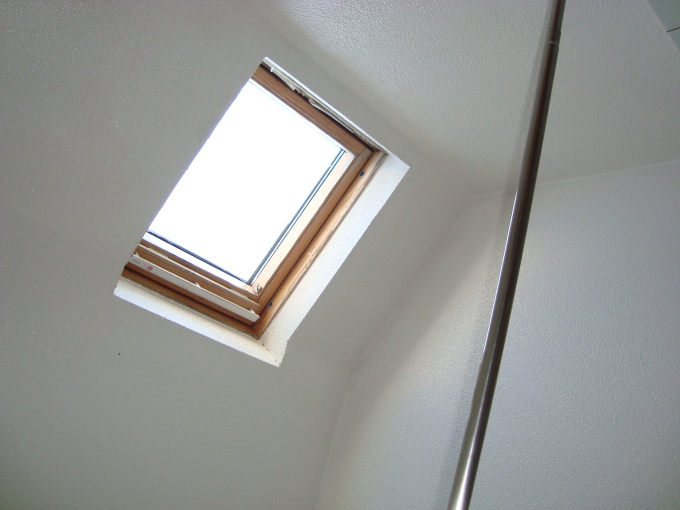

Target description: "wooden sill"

left=122, top=151, right=384, bottom=338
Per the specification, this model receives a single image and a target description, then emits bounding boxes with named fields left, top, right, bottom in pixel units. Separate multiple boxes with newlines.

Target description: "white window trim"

left=115, top=154, right=408, bottom=366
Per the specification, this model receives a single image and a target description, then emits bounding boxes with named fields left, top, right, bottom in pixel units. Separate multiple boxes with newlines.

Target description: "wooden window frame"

left=122, top=64, right=383, bottom=338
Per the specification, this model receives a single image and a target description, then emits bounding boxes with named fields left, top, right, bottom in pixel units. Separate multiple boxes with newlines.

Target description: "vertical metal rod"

left=447, top=1, right=566, bottom=509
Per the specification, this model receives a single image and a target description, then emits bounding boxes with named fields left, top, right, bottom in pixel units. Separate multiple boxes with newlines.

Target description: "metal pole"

left=447, top=1, right=566, bottom=509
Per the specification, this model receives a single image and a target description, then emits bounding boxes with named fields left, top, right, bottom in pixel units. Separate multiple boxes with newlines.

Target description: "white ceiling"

left=1, top=1, right=678, bottom=508
left=252, top=0, right=680, bottom=194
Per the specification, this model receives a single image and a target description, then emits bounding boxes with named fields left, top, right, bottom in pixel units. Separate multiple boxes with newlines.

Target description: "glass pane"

left=149, top=80, right=343, bottom=283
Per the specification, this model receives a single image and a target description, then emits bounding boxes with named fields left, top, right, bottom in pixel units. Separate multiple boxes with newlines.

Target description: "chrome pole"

left=447, top=1, right=566, bottom=509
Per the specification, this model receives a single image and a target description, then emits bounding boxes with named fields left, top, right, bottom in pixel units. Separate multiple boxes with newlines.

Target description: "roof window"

left=121, top=64, right=382, bottom=338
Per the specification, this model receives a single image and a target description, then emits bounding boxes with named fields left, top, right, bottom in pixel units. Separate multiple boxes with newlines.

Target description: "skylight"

left=148, top=79, right=344, bottom=283
left=121, top=63, right=380, bottom=338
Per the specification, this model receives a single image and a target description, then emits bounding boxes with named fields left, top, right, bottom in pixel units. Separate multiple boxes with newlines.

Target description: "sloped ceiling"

left=252, top=0, right=680, bottom=194
left=1, top=1, right=679, bottom=509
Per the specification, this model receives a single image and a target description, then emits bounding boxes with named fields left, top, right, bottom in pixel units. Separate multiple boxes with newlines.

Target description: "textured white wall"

left=316, top=160, right=680, bottom=510
left=3, top=1, right=678, bottom=508
left=0, top=2, right=463, bottom=509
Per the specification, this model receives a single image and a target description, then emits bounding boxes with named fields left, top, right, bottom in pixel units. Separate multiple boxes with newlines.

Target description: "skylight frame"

left=122, top=64, right=382, bottom=338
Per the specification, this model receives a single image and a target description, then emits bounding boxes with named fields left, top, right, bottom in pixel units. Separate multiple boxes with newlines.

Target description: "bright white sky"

left=149, top=80, right=342, bottom=282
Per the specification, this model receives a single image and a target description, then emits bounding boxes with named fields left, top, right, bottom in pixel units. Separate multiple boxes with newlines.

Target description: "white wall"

left=316, top=160, right=680, bottom=509
left=0, top=2, right=471, bottom=509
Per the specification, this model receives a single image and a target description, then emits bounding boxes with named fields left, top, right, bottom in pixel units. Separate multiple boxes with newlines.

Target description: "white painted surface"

left=474, top=161, right=680, bottom=510
left=648, top=0, right=680, bottom=31
left=252, top=0, right=680, bottom=195
left=316, top=161, right=680, bottom=510
left=0, top=2, right=432, bottom=509
left=260, top=155, right=409, bottom=362
left=114, top=278, right=277, bottom=365
left=1, top=0, right=679, bottom=508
